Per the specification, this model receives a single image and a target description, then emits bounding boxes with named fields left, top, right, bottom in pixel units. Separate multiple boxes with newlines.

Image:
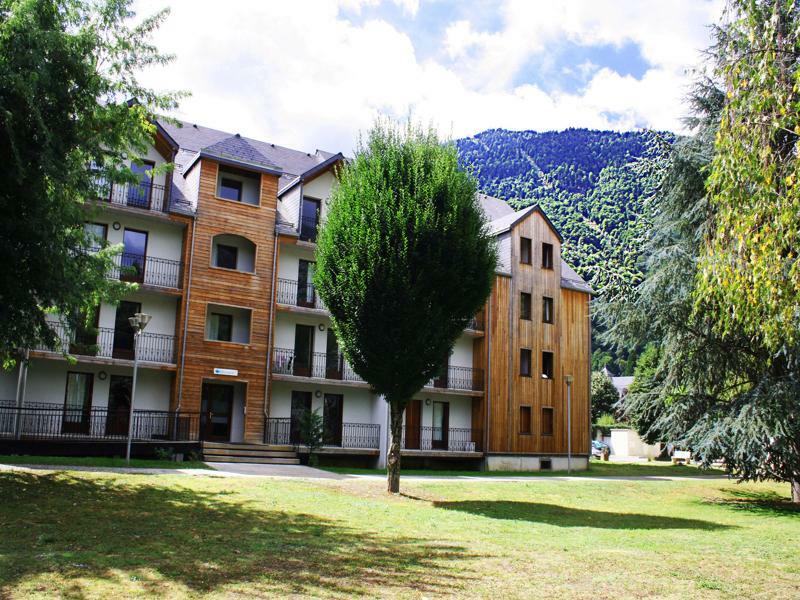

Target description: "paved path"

left=0, top=462, right=726, bottom=482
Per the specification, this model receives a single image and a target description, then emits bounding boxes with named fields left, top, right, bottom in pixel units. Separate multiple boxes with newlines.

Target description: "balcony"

left=465, top=315, right=484, bottom=331
left=102, top=250, right=183, bottom=290
left=402, top=426, right=483, bottom=453
left=265, top=418, right=380, bottom=449
left=275, top=278, right=324, bottom=310
left=35, top=322, right=176, bottom=365
left=0, top=405, right=199, bottom=442
left=426, top=366, right=485, bottom=392
left=94, top=177, right=170, bottom=215
left=299, top=215, right=320, bottom=243
left=271, top=347, right=364, bottom=383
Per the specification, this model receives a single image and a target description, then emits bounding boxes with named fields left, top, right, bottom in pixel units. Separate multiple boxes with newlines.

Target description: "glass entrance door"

left=290, top=390, right=312, bottom=444
left=201, top=383, right=234, bottom=442
left=121, top=229, right=148, bottom=283
left=323, top=394, right=343, bottom=446
left=432, top=401, right=449, bottom=450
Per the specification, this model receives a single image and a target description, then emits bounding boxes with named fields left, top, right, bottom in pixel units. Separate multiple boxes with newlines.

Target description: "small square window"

left=215, top=244, right=238, bottom=270
left=541, top=351, right=554, bottom=379
left=542, top=296, right=554, bottom=324
left=542, top=407, right=554, bottom=436
left=520, top=237, right=532, bottom=264
left=210, top=313, right=233, bottom=342
left=219, top=178, right=242, bottom=202
left=520, top=349, right=532, bottom=377
left=520, top=292, right=532, bottom=320
left=519, top=406, right=531, bottom=434
left=542, top=243, right=554, bottom=269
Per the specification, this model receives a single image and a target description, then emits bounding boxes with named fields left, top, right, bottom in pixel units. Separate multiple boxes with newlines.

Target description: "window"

left=542, top=243, right=554, bottom=269
left=209, top=313, right=233, bottom=342
left=520, top=237, right=532, bottom=264
left=519, top=406, right=531, bottom=434
left=542, top=407, right=554, bottom=436
left=62, top=372, right=93, bottom=434
left=520, top=292, right=532, bottom=320
left=542, top=351, right=554, bottom=379
left=84, top=222, right=107, bottom=247
left=219, top=178, right=242, bottom=201
left=215, top=244, right=238, bottom=270
left=542, top=296, right=554, bottom=324
left=520, top=349, right=532, bottom=377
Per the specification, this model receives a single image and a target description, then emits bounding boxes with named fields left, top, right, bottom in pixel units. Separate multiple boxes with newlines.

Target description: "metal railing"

left=264, top=417, right=379, bottom=449
left=109, top=251, right=183, bottom=289
left=426, top=365, right=485, bottom=392
left=271, top=347, right=364, bottom=383
left=35, top=322, right=176, bottom=364
left=94, top=177, right=170, bottom=214
left=401, top=426, right=482, bottom=452
left=0, top=405, right=199, bottom=441
left=275, top=278, right=325, bottom=310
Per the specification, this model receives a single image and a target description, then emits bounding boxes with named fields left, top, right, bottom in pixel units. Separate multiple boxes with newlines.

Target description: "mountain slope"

left=457, top=128, right=659, bottom=293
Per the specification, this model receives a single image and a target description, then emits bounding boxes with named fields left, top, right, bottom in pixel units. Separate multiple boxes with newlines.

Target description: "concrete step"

left=204, top=456, right=301, bottom=465
left=202, top=441, right=289, bottom=452
left=203, top=448, right=296, bottom=458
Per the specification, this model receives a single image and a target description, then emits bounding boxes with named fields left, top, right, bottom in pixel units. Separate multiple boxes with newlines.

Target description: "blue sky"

left=137, top=0, right=723, bottom=153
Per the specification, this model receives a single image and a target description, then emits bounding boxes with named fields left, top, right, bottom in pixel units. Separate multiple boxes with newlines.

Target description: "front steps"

left=202, top=441, right=300, bottom=465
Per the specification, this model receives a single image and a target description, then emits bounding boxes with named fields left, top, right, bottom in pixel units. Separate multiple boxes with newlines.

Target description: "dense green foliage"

left=600, top=0, right=800, bottom=502
left=456, top=128, right=663, bottom=373
left=698, top=0, right=800, bottom=353
left=0, top=0, right=180, bottom=362
left=314, top=122, right=496, bottom=492
left=590, top=371, right=619, bottom=422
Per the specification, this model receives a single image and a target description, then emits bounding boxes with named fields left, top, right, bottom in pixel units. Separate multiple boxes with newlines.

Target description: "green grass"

left=0, top=468, right=797, bottom=598
left=322, top=460, right=720, bottom=478
left=0, top=454, right=210, bottom=470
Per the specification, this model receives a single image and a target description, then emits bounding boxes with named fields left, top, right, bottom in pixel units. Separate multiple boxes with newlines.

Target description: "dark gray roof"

left=278, top=152, right=345, bottom=196
left=158, top=119, right=335, bottom=179
left=201, top=135, right=278, bottom=170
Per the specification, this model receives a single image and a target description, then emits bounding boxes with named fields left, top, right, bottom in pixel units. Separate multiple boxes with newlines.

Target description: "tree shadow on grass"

left=0, top=472, right=479, bottom=597
left=705, top=487, right=800, bottom=516
left=424, top=499, right=733, bottom=530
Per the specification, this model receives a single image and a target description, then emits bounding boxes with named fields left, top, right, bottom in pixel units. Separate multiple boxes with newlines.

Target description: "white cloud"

left=134, top=0, right=723, bottom=154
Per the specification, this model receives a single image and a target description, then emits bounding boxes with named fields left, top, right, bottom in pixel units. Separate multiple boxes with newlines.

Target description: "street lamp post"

left=126, top=312, right=151, bottom=465
left=564, top=374, right=574, bottom=474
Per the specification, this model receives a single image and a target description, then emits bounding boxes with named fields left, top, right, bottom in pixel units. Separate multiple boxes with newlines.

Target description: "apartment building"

left=0, top=118, right=592, bottom=471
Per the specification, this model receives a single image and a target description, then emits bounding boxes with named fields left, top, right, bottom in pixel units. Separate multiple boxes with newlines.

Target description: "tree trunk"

left=387, top=401, right=404, bottom=494
left=792, top=479, right=800, bottom=504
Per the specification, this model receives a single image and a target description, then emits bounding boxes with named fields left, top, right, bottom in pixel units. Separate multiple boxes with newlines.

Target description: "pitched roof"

left=561, top=260, right=594, bottom=295
left=277, top=152, right=346, bottom=196
left=478, top=193, right=514, bottom=221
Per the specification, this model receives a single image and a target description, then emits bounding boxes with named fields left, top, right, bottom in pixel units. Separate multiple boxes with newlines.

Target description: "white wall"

left=303, top=172, right=336, bottom=221
left=410, top=392, right=473, bottom=429
left=450, top=335, right=474, bottom=369
left=92, top=213, right=184, bottom=262
left=273, top=314, right=330, bottom=354
left=277, top=184, right=301, bottom=227
left=97, top=291, right=178, bottom=337
left=276, top=244, right=315, bottom=281
left=270, top=381, right=374, bottom=423
left=21, top=358, right=172, bottom=410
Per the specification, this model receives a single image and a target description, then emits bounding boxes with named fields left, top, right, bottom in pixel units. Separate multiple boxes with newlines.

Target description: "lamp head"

left=564, top=374, right=574, bottom=385
left=128, top=312, right=152, bottom=333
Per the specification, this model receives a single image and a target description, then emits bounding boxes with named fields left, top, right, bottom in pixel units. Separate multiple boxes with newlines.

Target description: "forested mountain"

left=456, top=128, right=668, bottom=372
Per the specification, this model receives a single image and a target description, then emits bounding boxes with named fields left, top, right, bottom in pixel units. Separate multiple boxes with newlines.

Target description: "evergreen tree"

left=590, top=371, right=619, bottom=423
left=314, top=121, right=496, bottom=493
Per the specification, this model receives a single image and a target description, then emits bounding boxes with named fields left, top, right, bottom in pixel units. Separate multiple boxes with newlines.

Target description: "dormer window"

left=219, top=178, right=242, bottom=201
left=216, top=166, right=259, bottom=205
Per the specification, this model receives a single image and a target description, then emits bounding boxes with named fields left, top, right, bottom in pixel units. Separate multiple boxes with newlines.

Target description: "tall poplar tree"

left=314, top=122, right=496, bottom=493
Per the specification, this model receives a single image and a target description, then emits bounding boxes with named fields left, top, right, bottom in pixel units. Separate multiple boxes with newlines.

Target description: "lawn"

left=0, top=470, right=797, bottom=599
left=0, top=454, right=210, bottom=469
left=322, top=460, right=720, bottom=478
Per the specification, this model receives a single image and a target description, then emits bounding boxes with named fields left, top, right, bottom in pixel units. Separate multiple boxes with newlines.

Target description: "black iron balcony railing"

left=275, top=278, right=325, bottom=310
left=299, top=215, right=320, bottom=243
left=94, top=177, right=170, bottom=214
left=426, top=365, right=485, bottom=392
left=0, top=405, right=199, bottom=441
left=35, top=322, right=176, bottom=364
left=109, top=251, right=183, bottom=289
left=401, top=426, right=482, bottom=452
left=271, top=347, right=364, bottom=383
left=264, top=417, right=380, bottom=449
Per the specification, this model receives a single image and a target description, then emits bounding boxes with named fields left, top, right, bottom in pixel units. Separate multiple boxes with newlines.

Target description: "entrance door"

left=293, top=324, right=314, bottom=377
left=300, top=197, right=321, bottom=242
left=297, top=259, right=316, bottom=307
left=290, top=390, right=312, bottom=444
left=121, top=229, right=148, bottom=283
left=62, top=372, right=93, bottom=435
left=106, top=375, right=132, bottom=436
left=323, top=394, right=343, bottom=446
left=432, top=401, right=450, bottom=450
left=325, top=329, right=343, bottom=379
left=113, top=301, right=141, bottom=360
left=127, top=160, right=154, bottom=208
left=404, top=399, right=422, bottom=450
left=201, top=383, right=234, bottom=442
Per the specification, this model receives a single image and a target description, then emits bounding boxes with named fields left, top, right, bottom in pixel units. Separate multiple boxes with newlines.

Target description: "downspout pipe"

left=484, top=299, right=492, bottom=469
left=263, top=231, right=279, bottom=437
